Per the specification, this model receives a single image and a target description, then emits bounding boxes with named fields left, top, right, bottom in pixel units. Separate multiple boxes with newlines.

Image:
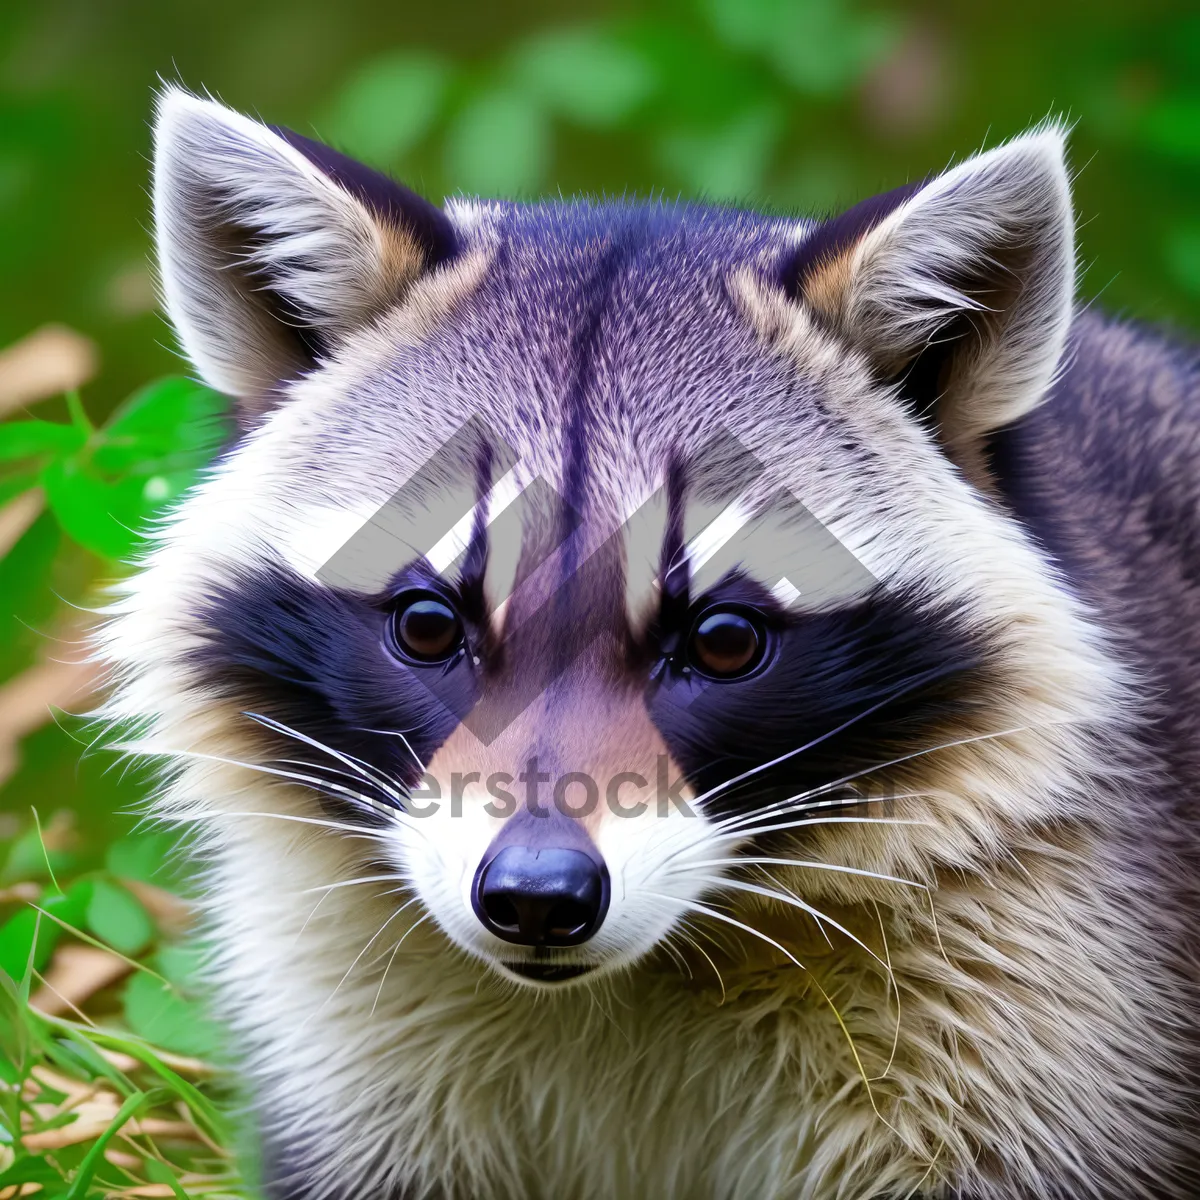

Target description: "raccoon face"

left=104, top=89, right=1115, bottom=991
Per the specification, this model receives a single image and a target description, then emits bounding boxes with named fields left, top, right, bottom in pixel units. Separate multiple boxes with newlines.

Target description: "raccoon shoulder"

left=989, top=309, right=1200, bottom=777
left=990, top=310, right=1199, bottom=568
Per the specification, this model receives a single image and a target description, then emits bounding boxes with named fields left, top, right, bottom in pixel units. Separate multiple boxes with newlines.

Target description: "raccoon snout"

left=472, top=846, right=609, bottom=947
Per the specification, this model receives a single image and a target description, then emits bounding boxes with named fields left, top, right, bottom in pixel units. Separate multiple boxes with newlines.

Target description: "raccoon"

left=97, top=88, right=1200, bottom=1200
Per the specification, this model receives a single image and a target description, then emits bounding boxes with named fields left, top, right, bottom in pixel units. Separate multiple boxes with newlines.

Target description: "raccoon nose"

left=473, top=847, right=608, bottom=946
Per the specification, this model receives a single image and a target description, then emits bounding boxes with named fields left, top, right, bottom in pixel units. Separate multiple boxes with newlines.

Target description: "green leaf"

left=444, top=87, right=551, bottom=196
left=510, top=27, right=655, bottom=128
left=86, top=879, right=153, bottom=956
left=46, top=880, right=95, bottom=928
left=320, top=51, right=452, bottom=165
left=0, top=882, right=91, bottom=982
left=0, top=420, right=86, bottom=463
left=156, top=942, right=204, bottom=988
left=0, top=510, right=60, bottom=682
left=39, top=377, right=228, bottom=559
left=143, top=1156, right=190, bottom=1198
left=43, top=1034, right=120, bottom=1086
left=105, top=833, right=178, bottom=886
left=0, top=908, right=54, bottom=981
left=0, top=971, right=29, bottom=1084
left=123, top=971, right=220, bottom=1057
left=0, top=1156, right=64, bottom=1189
left=92, top=376, right=228, bottom=473
left=41, top=457, right=145, bottom=559
left=774, top=2, right=897, bottom=96
left=1, top=824, right=70, bottom=887
left=64, top=390, right=93, bottom=436
left=0, top=470, right=39, bottom=509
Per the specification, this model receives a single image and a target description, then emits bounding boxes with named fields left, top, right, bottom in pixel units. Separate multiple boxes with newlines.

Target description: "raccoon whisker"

left=271, top=755, right=379, bottom=787
left=703, top=917, right=742, bottom=959
left=710, top=724, right=1045, bottom=832
left=656, top=915, right=732, bottom=1004
left=644, top=893, right=810, bottom=976
left=370, top=930, right=406, bottom=1019
left=295, top=885, right=335, bottom=945
left=294, top=881, right=414, bottom=954
left=370, top=911, right=433, bottom=1019
left=656, top=929, right=694, bottom=981
left=365, top=906, right=429, bottom=968
left=643, top=899, right=698, bottom=980
left=763, top=868, right=834, bottom=950
left=669, top=858, right=926, bottom=890
left=653, top=808, right=932, bottom=875
left=115, top=741, right=405, bottom=819
left=359, top=726, right=428, bottom=774
left=710, top=814, right=933, bottom=844
left=291, top=752, right=408, bottom=814
left=127, top=744, right=436, bottom=845
left=688, top=875, right=892, bottom=976
left=303, top=895, right=422, bottom=1029
left=676, top=926, right=727, bottom=1002
left=678, top=909, right=741, bottom=962
left=270, top=757, right=403, bottom=810
left=689, top=663, right=973, bottom=813
left=674, top=891, right=891, bottom=1113
left=169, top=809, right=394, bottom=843
left=587, top=980, right=635, bottom=1045
left=869, top=899, right=903, bottom=1084
left=713, top=793, right=912, bottom=833
left=244, top=711, right=410, bottom=801
left=666, top=816, right=936, bottom=884
left=662, top=907, right=734, bottom=1003
left=299, top=873, right=408, bottom=896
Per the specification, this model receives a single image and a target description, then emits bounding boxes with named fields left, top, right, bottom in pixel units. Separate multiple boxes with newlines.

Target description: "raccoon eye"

left=388, top=592, right=464, bottom=664
left=688, top=608, right=764, bottom=679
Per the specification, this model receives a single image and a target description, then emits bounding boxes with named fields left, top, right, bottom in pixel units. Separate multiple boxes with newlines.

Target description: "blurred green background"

left=2, top=0, right=1200, bottom=914
left=0, top=1, right=1198, bottom=1192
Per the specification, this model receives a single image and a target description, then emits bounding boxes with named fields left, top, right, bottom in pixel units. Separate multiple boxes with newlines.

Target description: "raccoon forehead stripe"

left=425, top=465, right=528, bottom=577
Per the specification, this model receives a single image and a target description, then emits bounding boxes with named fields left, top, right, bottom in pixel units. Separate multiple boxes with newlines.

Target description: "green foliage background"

left=5, top=0, right=1200, bottom=850
left=0, top=0, right=1198, bottom=1194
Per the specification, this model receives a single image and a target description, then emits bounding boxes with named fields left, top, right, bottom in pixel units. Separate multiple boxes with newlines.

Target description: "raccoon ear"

left=152, top=87, right=456, bottom=414
left=790, top=126, right=1074, bottom=450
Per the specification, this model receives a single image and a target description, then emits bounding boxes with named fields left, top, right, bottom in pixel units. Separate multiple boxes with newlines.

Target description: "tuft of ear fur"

left=153, top=87, right=456, bottom=413
left=792, top=126, right=1075, bottom=453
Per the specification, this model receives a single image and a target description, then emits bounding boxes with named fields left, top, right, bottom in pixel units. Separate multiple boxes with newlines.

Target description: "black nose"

left=473, top=846, right=609, bottom=946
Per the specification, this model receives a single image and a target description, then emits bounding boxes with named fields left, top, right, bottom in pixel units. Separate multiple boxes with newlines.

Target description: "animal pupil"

left=689, top=608, right=763, bottom=677
left=390, top=592, right=463, bottom=663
